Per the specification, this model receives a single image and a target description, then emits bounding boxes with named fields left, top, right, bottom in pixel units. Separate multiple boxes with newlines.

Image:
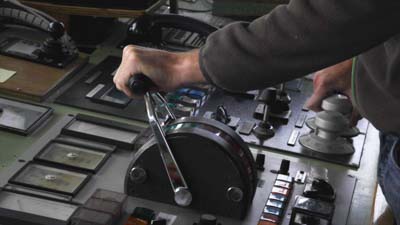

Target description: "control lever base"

left=299, top=132, right=354, bottom=155
left=306, top=117, right=359, bottom=138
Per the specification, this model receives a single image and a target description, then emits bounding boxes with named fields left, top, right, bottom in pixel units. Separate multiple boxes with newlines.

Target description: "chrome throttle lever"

left=128, top=74, right=192, bottom=206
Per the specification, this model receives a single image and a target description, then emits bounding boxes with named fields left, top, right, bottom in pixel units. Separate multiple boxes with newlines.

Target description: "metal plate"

left=9, top=163, right=90, bottom=196
left=100, top=87, right=131, bottom=106
left=66, top=120, right=136, bottom=143
left=0, top=191, right=78, bottom=225
left=55, top=135, right=117, bottom=153
left=0, top=96, right=52, bottom=135
left=35, top=141, right=110, bottom=172
left=86, top=85, right=132, bottom=108
left=61, top=114, right=142, bottom=149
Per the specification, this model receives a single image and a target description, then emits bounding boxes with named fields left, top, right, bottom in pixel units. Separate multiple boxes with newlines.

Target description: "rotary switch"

left=306, top=94, right=359, bottom=137
left=299, top=111, right=355, bottom=155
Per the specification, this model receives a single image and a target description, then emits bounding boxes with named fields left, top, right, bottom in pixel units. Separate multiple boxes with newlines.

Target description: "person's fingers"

left=305, top=72, right=333, bottom=111
left=114, top=64, right=134, bottom=97
left=113, top=45, right=140, bottom=97
left=305, top=87, right=329, bottom=112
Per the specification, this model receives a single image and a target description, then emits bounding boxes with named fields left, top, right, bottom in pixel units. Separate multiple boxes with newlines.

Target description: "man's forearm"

left=200, top=0, right=400, bottom=92
left=176, top=49, right=206, bottom=86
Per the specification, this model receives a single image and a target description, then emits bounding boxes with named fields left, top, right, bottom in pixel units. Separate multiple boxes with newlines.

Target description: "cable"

left=0, top=7, right=49, bottom=31
left=8, top=0, right=56, bottom=21
left=204, top=0, right=213, bottom=5
left=0, top=0, right=51, bottom=32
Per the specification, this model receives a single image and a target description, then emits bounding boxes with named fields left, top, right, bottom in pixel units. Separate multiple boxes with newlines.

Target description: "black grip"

left=128, top=74, right=156, bottom=95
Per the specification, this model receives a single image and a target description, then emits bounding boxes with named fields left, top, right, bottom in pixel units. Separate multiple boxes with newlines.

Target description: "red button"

left=261, top=213, right=280, bottom=223
left=271, top=187, right=290, bottom=196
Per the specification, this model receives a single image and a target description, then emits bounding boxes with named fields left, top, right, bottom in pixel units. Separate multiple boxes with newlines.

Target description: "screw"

left=130, top=167, right=147, bottom=184
left=227, top=187, right=243, bottom=202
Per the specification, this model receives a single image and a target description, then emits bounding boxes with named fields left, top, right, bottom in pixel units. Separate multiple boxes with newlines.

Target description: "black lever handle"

left=128, top=74, right=156, bottom=95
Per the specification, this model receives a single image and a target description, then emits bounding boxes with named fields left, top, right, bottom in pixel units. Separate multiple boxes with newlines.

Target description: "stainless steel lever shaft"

left=144, top=92, right=192, bottom=207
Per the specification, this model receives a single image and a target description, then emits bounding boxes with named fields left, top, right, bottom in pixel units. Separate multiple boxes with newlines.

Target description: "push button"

left=263, top=206, right=283, bottom=217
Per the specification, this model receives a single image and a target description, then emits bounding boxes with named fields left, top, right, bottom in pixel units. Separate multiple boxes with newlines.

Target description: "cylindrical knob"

left=322, top=94, right=352, bottom=115
left=278, top=159, right=290, bottom=175
left=199, top=214, right=217, bottom=225
left=255, top=153, right=265, bottom=171
left=315, top=111, right=347, bottom=133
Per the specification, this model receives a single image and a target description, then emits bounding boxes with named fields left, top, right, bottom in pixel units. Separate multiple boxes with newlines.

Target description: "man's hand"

left=305, top=59, right=361, bottom=125
left=113, top=45, right=206, bottom=97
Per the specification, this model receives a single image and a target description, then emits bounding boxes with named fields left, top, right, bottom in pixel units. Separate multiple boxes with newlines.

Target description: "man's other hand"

left=305, top=59, right=361, bottom=125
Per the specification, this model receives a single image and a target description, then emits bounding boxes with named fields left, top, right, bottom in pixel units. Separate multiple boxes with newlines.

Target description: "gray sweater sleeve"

left=199, top=0, right=400, bottom=92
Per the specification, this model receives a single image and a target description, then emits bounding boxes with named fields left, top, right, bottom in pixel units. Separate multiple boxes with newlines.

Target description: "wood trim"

left=20, top=0, right=166, bottom=17
left=0, top=55, right=87, bottom=102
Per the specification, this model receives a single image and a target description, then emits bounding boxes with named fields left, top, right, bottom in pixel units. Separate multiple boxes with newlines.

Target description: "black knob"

left=278, top=159, right=290, bottom=175
left=48, top=22, right=65, bottom=40
left=199, top=214, right=217, bottom=225
left=128, top=74, right=156, bottom=95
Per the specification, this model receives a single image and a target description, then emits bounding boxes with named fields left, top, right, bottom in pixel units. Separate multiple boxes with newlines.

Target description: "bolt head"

left=130, top=167, right=147, bottom=184
left=226, top=187, right=243, bottom=202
